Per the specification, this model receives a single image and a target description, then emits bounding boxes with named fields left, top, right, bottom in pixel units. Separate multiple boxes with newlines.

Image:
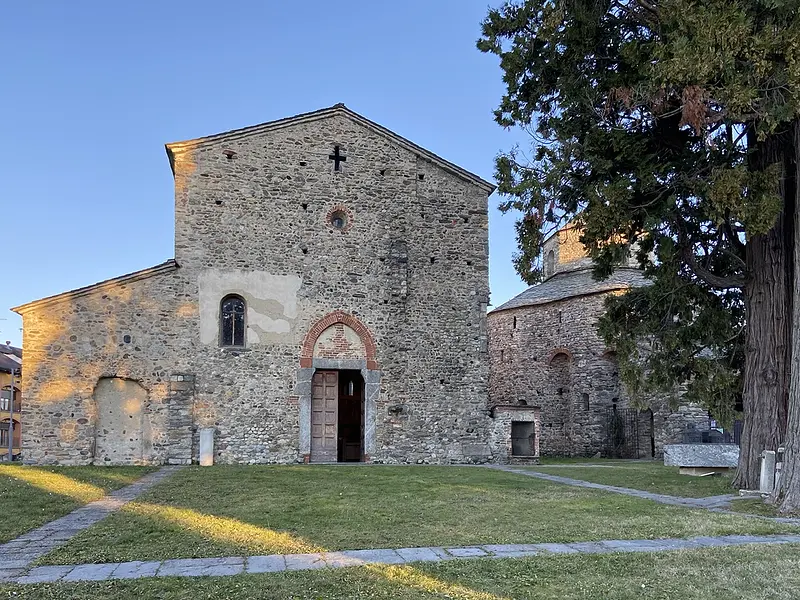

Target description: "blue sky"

left=0, top=1, right=530, bottom=347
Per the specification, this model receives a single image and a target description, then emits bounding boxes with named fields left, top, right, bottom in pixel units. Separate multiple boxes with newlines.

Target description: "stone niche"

left=490, top=405, right=541, bottom=464
left=93, top=377, right=152, bottom=465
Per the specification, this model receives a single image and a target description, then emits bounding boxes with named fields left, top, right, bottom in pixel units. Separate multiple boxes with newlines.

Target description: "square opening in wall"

left=511, top=421, right=536, bottom=456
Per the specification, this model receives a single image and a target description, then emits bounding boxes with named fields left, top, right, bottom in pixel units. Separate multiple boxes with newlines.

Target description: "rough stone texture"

left=488, top=405, right=540, bottom=462
left=488, top=226, right=709, bottom=458
left=664, top=444, right=740, bottom=468
left=14, top=105, right=493, bottom=465
left=94, top=377, right=150, bottom=465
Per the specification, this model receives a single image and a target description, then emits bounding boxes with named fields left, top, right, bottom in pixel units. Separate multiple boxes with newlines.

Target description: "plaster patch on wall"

left=94, top=377, right=150, bottom=465
left=198, top=269, right=301, bottom=345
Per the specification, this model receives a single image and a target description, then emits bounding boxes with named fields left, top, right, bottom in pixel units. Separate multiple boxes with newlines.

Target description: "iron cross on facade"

left=328, top=145, right=347, bottom=171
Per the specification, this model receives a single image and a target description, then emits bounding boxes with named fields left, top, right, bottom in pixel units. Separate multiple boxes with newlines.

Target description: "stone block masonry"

left=487, top=225, right=710, bottom=459
left=13, top=105, right=495, bottom=466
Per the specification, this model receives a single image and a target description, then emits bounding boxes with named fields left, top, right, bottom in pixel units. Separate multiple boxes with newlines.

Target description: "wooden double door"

left=310, top=370, right=364, bottom=463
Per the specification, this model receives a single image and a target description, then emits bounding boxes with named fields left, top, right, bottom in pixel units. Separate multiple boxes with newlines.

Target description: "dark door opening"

left=511, top=421, right=536, bottom=457
left=337, top=370, right=364, bottom=462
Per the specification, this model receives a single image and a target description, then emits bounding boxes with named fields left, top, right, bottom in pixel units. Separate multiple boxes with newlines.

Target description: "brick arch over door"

left=296, top=310, right=381, bottom=463
left=300, top=311, right=378, bottom=370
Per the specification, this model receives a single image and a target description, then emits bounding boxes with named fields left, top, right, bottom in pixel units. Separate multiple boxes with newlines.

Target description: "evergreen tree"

left=479, top=0, right=800, bottom=509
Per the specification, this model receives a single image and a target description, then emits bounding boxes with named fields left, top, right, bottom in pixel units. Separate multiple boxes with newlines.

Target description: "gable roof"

left=11, top=260, right=179, bottom=315
left=165, top=103, right=496, bottom=193
left=0, top=344, right=22, bottom=374
left=491, top=267, right=647, bottom=313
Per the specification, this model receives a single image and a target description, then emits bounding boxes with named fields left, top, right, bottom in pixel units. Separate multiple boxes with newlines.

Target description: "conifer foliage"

left=479, top=0, right=800, bottom=510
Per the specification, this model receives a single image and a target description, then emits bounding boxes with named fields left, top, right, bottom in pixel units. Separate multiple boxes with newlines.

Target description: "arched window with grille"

left=220, top=295, right=246, bottom=347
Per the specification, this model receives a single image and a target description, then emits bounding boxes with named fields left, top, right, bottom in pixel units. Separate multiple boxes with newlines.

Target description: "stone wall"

left=18, top=266, right=191, bottom=465
left=18, top=108, right=493, bottom=465
left=488, top=405, right=540, bottom=464
left=487, top=291, right=706, bottom=457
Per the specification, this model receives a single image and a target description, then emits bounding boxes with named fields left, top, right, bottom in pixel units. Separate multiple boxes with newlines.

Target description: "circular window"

left=330, top=210, right=348, bottom=229
left=326, top=205, right=353, bottom=232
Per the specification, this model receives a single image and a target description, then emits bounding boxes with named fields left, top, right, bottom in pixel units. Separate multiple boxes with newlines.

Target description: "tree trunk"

left=733, top=128, right=794, bottom=490
left=777, top=120, right=800, bottom=514
left=736, top=227, right=791, bottom=489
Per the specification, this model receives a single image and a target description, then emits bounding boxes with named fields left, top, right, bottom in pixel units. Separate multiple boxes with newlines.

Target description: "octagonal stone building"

left=488, top=224, right=708, bottom=458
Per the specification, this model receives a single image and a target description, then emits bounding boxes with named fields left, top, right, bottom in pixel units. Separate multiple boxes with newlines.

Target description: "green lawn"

left=527, top=460, right=735, bottom=497
left=7, top=544, right=800, bottom=599
left=729, top=497, right=781, bottom=517
left=0, top=465, right=156, bottom=544
left=38, top=465, right=798, bottom=565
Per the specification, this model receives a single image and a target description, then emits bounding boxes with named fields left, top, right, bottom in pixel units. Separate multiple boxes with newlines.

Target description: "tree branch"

left=635, top=0, right=659, bottom=18
left=681, top=243, right=745, bottom=289
left=723, top=210, right=746, bottom=258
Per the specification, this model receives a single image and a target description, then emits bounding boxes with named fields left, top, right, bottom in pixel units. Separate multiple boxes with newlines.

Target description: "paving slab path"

left=0, top=466, right=182, bottom=581
left=4, top=533, right=800, bottom=584
left=490, top=465, right=737, bottom=508
left=490, top=465, right=800, bottom=524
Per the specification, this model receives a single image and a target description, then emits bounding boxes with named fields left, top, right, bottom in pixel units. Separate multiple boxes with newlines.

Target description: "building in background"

left=0, top=342, right=22, bottom=460
left=488, top=224, right=708, bottom=458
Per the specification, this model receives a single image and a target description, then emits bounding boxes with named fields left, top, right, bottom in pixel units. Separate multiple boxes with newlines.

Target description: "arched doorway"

left=298, top=311, right=380, bottom=463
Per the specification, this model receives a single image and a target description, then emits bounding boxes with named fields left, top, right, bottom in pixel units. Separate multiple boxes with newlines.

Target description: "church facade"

left=14, top=105, right=500, bottom=466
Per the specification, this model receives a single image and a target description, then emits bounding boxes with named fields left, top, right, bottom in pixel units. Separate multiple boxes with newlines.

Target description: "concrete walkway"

left=4, top=533, right=800, bottom=584
left=490, top=465, right=737, bottom=508
left=490, top=465, right=800, bottom=525
left=0, top=466, right=181, bottom=581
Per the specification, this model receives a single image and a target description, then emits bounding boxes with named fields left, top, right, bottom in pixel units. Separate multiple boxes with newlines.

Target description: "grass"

left=527, top=460, right=735, bottom=497
left=729, top=497, right=782, bottom=517
left=0, top=465, right=156, bottom=544
left=37, top=465, right=798, bottom=565
left=6, top=544, right=800, bottom=599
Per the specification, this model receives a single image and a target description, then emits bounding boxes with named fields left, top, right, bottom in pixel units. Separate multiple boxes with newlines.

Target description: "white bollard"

left=199, top=428, right=215, bottom=466
left=759, top=450, right=776, bottom=494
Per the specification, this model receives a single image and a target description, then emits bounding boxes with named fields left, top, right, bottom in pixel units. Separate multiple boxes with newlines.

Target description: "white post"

left=199, top=428, right=215, bottom=466
left=759, top=450, right=777, bottom=494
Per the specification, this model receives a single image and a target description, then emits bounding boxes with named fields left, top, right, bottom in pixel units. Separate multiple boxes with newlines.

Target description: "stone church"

left=13, top=104, right=502, bottom=466
left=487, top=224, right=709, bottom=458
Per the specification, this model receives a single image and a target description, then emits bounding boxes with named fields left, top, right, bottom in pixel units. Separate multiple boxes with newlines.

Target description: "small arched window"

left=545, top=250, right=555, bottom=277
left=220, top=295, right=246, bottom=347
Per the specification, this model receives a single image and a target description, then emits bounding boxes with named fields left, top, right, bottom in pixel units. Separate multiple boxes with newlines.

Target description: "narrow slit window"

left=220, top=295, right=246, bottom=347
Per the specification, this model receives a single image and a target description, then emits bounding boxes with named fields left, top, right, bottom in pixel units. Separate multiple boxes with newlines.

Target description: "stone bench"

left=663, top=444, right=739, bottom=476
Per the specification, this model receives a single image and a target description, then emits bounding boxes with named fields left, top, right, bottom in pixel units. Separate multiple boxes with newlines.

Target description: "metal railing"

left=681, top=421, right=742, bottom=445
